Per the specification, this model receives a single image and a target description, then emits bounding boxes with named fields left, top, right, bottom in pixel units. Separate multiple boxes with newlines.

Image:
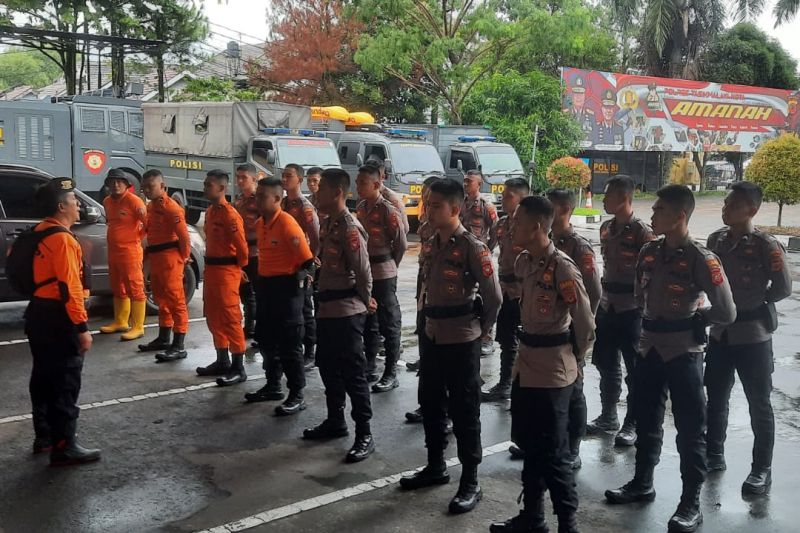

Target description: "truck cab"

left=332, top=128, right=445, bottom=217
left=248, top=128, right=341, bottom=185
left=446, top=136, right=525, bottom=205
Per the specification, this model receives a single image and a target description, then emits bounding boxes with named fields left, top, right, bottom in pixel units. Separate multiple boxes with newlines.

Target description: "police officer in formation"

left=491, top=195, right=594, bottom=533
left=234, top=163, right=261, bottom=339
left=589, top=176, right=655, bottom=447
left=705, top=182, right=792, bottom=494
left=606, top=185, right=736, bottom=533
left=400, top=178, right=501, bottom=515
left=355, top=164, right=407, bottom=392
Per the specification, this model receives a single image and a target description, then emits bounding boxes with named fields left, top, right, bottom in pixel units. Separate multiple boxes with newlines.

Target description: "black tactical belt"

left=369, top=253, right=393, bottom=264
left=205, top=256, right=238, bottom=266
left=734, top=304, right=767, bottom=323
left=246, top=238, right=257, bottom=246
left=602, top=281, right=635, bottom=294
left=318, top=288, right=358, bottom=302
left=423, top=303, right=474, bottom=319
left=499, top=274, right=518, bottom=283
left=642, top=317, right=694, bottom=333
left=518, top=331, right=571, bottom=348
left=146, top=241, right=179, bottom=253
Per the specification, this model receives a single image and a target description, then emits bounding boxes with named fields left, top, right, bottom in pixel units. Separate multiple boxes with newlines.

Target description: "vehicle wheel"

left=185, top=208, right=202, bottom=225
left=144, top=261, right=198, bottom=314
left=409, top=215, right=420, bottom=234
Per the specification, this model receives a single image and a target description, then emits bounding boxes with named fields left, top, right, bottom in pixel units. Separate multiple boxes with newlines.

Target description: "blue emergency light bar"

left=458, top=136, right=497, bottom=142
left=262, top=127, right=326, bottom=138
left=386, top=128, right=427, bottom=139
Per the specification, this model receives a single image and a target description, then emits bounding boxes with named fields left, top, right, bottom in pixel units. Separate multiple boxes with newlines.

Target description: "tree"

left=745, top=133, right=800, bottom=227
left=0, top=49, right=63, bottom=91
left=353, top=0, right=514, bottom=124
left=546, top=156, right=591, bottom=189
left=174, top=77, right=262, bottom=102
left=461, top=70, right=583, bottom=189
left=700, top=23, right=799, bottom=90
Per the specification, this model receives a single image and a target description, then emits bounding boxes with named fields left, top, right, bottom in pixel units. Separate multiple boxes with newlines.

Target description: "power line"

left=208, top=21, right=265, bottom=43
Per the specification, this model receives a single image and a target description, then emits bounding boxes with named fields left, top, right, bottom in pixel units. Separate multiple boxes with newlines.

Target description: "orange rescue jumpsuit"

left=103, top=190, right=146, bottom=301
left=204, top=198, right=249, bottom=354
left=145, top=193, right=191, bottom=334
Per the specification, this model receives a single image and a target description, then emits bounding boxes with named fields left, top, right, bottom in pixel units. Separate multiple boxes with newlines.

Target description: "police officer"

left=594, top=89, right=624, bottom=146
left=281, top=163, right=321, bottom=369
left=606, top=185, right=736, bottom=533
left=482, top=178, right=529, bottom=402
left=139, top=169, right=192, bottom=362
left=705, top=182, right=792, bottom=494
left=548, top=188, right=601, bottom=470
left=364, top=158, right=410, bottom=234
left=243, top=178, right=314, bottom=416
left=461, top=169, right=499, bottom=357
left=234, top=163, right=261, bottom=339
left=563, top=75, right=595, bottom=145
left=303, top=169, right=376, bottom=463
left=490, top=195, right=594, bottom=533
left=306, top=166, right=323, bottom=210
left=399, top=178, right=501, bottom=515
left=589, top=175, right=655, bottom=447
left=27, top=178, right=100, bottom=465
left=196, top=170, right=250, bottom=386
left=355, top=164, right=407, bottom=392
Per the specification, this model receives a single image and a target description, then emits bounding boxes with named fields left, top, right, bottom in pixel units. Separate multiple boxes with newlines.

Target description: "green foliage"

left=461, top=70, right=582, bottom=189
left=0, top=49, right=62, bottom=91
left=546, top=156, right=591, bottom=189
left=701, top=23, right=799, bottom=89
left=174, top=77, right=262, bottom=102
left=745, top=133, right=800, bottom=226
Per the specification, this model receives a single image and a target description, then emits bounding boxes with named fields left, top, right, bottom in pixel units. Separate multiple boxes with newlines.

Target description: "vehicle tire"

left=144, top=260, right=198, bottom=314
left=409, top=215, right=420, bottom=234
left=185, top=208, right=202, bottom=225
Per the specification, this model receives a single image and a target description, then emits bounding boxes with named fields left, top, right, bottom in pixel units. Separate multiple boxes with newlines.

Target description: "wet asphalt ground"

left=1, top=196, right=800, bottom=533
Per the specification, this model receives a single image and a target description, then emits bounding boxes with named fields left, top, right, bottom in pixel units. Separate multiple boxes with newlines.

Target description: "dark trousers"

left=512, top=379, right=578, bottom=517
left=419, top=333, right=482, bottom=466
left=317, top=314, right=372, bottom=433
left=25, top=299, right=84, bottom=444
left=568, top=375, right=587, bottom=450
left=495, top=296, right=520, bottom=385
left=255, top=276, right=305, bottom=394
left=302, top=283, right=316, bottom=352
left=635, top=349, right=707, bottom=487
left=240, top=257, right=258, bottom=327
left=705, top=337, right=774, bottom=469
left=364, top=277, right=402, bottom=372
left=592, top=307, right=641, bottom=421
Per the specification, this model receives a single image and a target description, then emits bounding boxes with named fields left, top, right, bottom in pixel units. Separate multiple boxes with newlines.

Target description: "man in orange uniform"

left=234, top=163, right=261, bottom=339
left=99, top=168, right=147, bottom=340
left=195, top=170, right=250, bottom=386
left=27, top=178, right=100, bottom=465
left=138, top=169, right=192, bottom=362
left=244, top=177, right=314, bottom=416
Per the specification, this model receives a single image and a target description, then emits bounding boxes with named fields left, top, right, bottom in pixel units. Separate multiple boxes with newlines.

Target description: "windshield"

left=476, top=146, right=524, bottom=183
left=277, top=138, right=341, bottom=167
left=389, top=143, right=445, bottom=184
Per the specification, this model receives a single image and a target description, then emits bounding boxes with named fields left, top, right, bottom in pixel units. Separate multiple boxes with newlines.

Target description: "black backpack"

left=6, top=225, right=70, bottom=297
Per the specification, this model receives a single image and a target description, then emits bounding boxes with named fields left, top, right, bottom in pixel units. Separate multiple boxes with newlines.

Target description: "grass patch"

left=573, top=207, right=601, bottom=216
left=756, top=225, right=800, bottom=237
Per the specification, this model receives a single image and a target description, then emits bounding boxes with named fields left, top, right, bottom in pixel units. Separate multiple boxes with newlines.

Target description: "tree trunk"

left=157, top=53, right=166, bottom=102
left=64, top=41, right=77, bottom=96
left=778, top=201, right=783, bottom=227
left=110, top=16, right=125, bottom=98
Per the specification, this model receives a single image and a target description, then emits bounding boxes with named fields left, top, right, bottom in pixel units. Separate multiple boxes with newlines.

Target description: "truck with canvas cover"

left=0, top=96, right=145, bottom=199
left=143, top=101, right=341, bottom=224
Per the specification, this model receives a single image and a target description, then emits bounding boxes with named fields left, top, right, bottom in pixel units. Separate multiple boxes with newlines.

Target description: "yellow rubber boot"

left=100, top=297, right=131, bottom=334
left=121, top=300, right=147, bottom=341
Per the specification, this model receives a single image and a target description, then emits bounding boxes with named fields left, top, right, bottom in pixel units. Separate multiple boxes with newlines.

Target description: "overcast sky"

left=203, top=0, right=800, bottom=66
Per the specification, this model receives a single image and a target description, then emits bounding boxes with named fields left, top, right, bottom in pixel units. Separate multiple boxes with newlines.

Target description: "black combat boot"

left=155, top=332, right=187, bottom=362
left=509, top=444, right=524, bottom=460
left=400, top=449, right=450, bottom=490
left=345, top=429, right=375, bottom=463
left=244, top=381, right=284, bottom=403
left=365, top=355, right=379, bottom=382
left=405, top=407, right=423, bottom=423
left=586, top=402, right=619, bottom=434
left=706, top=452, right=727, bottom=472
left=138, top=327, right=171, bottom=352
left=490, top=491, right=548, bottom=532
left=668, top=485, right=702, bottom=532
left=406, top=359, right=420, bottom=372
left=216, top=353, right=247, bottom=386
left=50, top=437, right=101, bottom=466
left=557, top=512, right=580, bottom=533
left=448, top=463, right=482, bottom=514
left=615, top=416, right=637, bottom=447
left=742, top=466, right=772, bottom=495
left=605, top=464, right=656, bottom=504
left=275, top=390, right=306, bottom=416
left=32, top=410, right=52, bottom=454
left=196, top=348, right=231, bottom=376
left=303, top=416, right=349, bottom=440
left=303, top=343, right=316, bottom=371
left=483, top=349, right=514, bottom=402
left=372, top=368, right=399, bottom=393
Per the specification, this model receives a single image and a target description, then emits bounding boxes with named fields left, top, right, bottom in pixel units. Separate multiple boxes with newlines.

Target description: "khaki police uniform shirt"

left=514, top=243, right=596, bottom=388
left=600, top=215, right=655, bottom=312
left=356, top=196, right=407, bottom=281
left=707, top=227, right=792, bottom=345
left=419, top=225, right=502, bottom=344
left=317, top=209, right=372, bottom=319
left=488, top=214, right=523, bottom=299
left=461, top=195, right=498, bottom=244
left=380, top=184, right=410, bottom=234
left=417, top=218, right=435, bottom=266
left=234, top=191, right=259, bottom=258
left=281, top=195, right=320, bottom=256
left=554, top=227, right=601, bottom=313
left=636, top=236, right=736, bottom=361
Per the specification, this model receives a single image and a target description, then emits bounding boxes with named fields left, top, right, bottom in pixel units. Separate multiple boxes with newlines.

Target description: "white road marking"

left=0, top=317, right=208, bottom=347
left=196, top=440, right=514, bottom=533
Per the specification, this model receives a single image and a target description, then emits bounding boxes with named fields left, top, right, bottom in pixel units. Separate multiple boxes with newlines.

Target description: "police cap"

left=571, top=75, right=586, bottom=94
left=601, top=89, right=616, bottom=106
left=35, top=177, right=76, bottom=215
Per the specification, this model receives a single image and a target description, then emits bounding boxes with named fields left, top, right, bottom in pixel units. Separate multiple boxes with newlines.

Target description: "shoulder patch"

left=389, top=211, right=399, bottom=229
left=770, top=249, right=784, bottom=272
left=706, top=257, right=724, bottom=285
left=581, top=252, right=595, bottom=274
left=558, top=279, right=578, bottom=304
left=304, top=207, right=314, bottom=225
left=347, top=227, right=360, bottom=252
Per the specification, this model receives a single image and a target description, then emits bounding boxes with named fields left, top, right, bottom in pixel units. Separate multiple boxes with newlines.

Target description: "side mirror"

left=456, top=159, right=463, bottom=171
left=356, top=153, right=364, bottom=166
left=266, top=149, right=276, bottom=165
left=81, top=205, right=101, bottom=224
left=384, top=158, right=393, bottom=173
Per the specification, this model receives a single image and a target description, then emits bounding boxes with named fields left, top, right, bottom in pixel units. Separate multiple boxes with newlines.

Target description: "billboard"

left=561, top=67, right=800, bottom=153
